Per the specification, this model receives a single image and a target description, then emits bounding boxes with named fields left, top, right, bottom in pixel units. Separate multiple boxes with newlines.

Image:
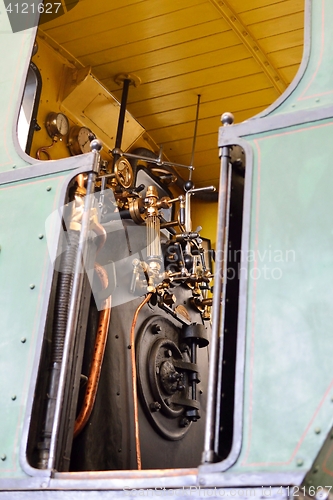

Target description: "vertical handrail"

left=48, top=154, right=99, bottom=470
left=202, top=146, right=232, bottom=463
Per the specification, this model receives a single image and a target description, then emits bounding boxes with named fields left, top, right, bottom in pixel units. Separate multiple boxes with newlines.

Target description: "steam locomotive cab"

left=21, top=116, right=223, bottom=471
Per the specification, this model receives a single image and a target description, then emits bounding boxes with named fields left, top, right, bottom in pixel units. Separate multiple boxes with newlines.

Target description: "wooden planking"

left=127, top=73, right=274, bottom=118
left=278, top=64, right=301, bottom=82
left=146, top=115, right=221, bottom=145
left=146, top=98, right=271, bottom=146
left=51, top=3, right=221, bottom=55
left=247, top=12, right=304, bottom=40
left=76, top=19, right=233, bottom=71
left=231, top=0, right=297, bottom=13
left=104, top=58, right=265, bottom=103
left=263, top=29, right=304, bottom=54
left=91, top=30, right=241, bottom=81
left=137, top=88, right=278, bottom=134
left=163, top=133, right=221, bottom=157
left=100, top=43, right=247, bottom=93
left=239, top=0, right=304, bottom=25
left=38, top=0, right=304, bottom=187
left=41, top=0, right=146, bottom=30
left=43, top=0, right=205, bottom=42
left=268, top=45, right=304, bottom=69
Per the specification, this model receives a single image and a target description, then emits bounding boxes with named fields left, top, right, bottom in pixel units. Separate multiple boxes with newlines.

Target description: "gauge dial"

left=68, top=126, right=96, bottom=155
left=45, top=112, right=69, bottom=138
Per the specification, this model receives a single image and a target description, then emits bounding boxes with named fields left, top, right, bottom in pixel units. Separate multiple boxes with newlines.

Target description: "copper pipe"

left=73, top=262, right=111, bottom=438
left=36, top=138, right=57, bottom=160
left=130, top=293, right=152, bottom=470
left=77, top=174, right=85, bottom=188
left=91, top=219, right=107, bottom=252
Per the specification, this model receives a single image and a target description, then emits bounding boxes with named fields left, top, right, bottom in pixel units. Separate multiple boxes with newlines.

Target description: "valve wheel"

left=114, top=157, right=133, bottom=188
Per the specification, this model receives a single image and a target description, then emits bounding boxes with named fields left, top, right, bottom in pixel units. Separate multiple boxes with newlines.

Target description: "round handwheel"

left=114, top=157, right=133, bottom=188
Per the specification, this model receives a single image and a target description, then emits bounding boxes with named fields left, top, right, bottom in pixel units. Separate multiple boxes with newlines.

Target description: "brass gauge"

left=68, top=126, right=96, bottom=155
left=45, top=112, right=69, bottom=138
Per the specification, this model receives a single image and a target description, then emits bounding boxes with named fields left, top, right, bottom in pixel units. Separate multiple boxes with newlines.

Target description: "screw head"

left=29, top=284, right=35, bottom=290
left=296, top=458, right=304, bottom=466
left=11, top=395, right=16, bottom=401
left=46, top=186, right=52, bottom=191
left=315, top=427, right=321, bottom=434
left=21, top=337, right=26, bottom=343
left=150, top=402, right=161, bottom=412
left=38, top=234, right=44, bottom=240
left=1, top=454, right=6, bottom=461
left=152, top=324, right=161, bottom=334
left=180, top=417, right=190, bottom=427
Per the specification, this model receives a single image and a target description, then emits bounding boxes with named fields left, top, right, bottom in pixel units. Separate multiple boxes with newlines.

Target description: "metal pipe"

left=91, top=219, right=107, bottom=252
left=130, top=293, right=152, bottom=470
left=73, top=262, right=111, bottom=438
left=47, top=170, right=97, bottom=470
left=189, top=94, right=201, bottom=180
left=202, top=145, right=232, bottom=464
left=113, top=78, right=130, bottom=168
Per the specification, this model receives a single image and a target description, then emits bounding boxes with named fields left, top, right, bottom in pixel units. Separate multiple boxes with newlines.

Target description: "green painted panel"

left=232, top=120, right=333, bottom=473
left=0, top=0, right=36, bottom=172
left=0, top=173, right=66, bottom=478
left=269, top=0, right=333, bottom=115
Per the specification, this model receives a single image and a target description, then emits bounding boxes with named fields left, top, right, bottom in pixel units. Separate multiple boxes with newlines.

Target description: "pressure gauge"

left=68, top=126, right=96, bottom=155
left=45, top=112, right=69, bottom=138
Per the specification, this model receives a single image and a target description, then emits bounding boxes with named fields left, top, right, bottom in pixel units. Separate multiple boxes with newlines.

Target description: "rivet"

left=313, top=466, right=319, bottom=473
left=21, top=337, right=26, bottom=343
left=46, top=186, right=52, bottom=192
left=12, top=165, right=16, bottom=169
left=30, top=284, right=35, bottom=290
left=11, top=395, right=16, bottom=401
left=38, top=234, right=44, bottom=240
left=127, top=345, right=131, bottom=349
left=315, top=98, right=320, bottom=103
left=330, top=396, right=333, bottom=402
left=297, top=458, right=304, bottom=466
left=0, top=455, right=6, bottom=461
left=199, top=478, right=206, bottom=486
left=118, top=448, right=122, bottom=453
left=315, top=427, right=321, bottom=434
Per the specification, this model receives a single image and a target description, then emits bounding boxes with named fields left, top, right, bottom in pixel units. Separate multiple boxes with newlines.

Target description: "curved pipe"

left=91, top=219, right=107, bottom=252
left=73, top=263, right=111, bottom=438
left=130, top=293, right=152, bottom=470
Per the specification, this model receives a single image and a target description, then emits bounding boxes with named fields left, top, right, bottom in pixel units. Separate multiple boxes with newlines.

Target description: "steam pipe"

left=130, top=293, right=152, bottom=470
left=73, top=262, right=111, bottom=438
